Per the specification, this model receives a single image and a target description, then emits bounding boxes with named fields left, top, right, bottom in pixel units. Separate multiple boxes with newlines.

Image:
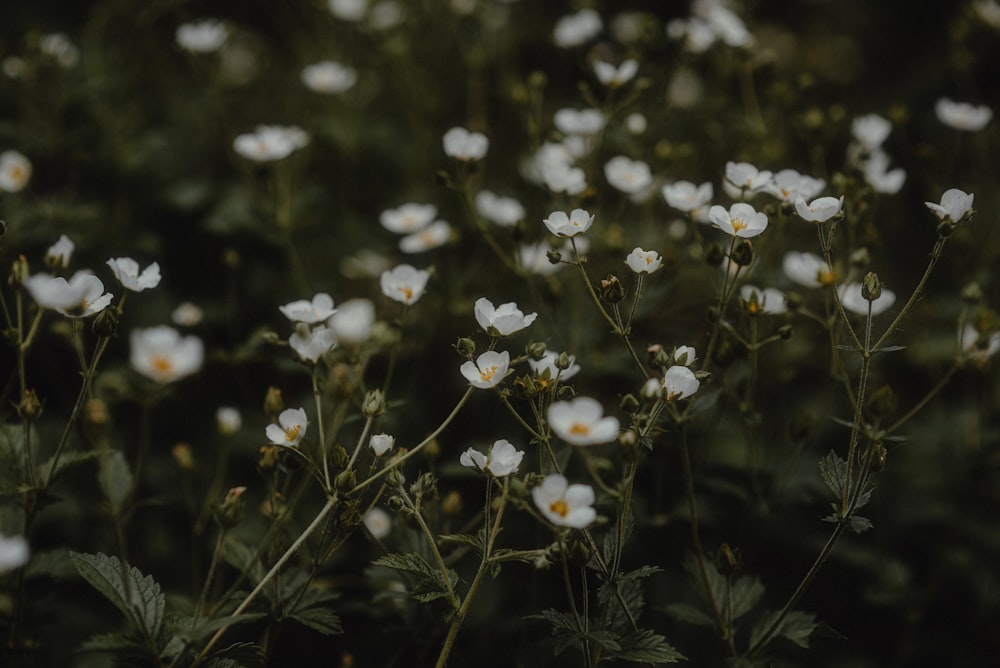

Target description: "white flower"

left=399, top=221, right=452, bottom=253
left=23, top=271, right=113, bottom=317
left=460, top=439, right=524, bottom=477
left=369, top=1, right=404, bottom=29
left=474, top=298, right=537, bottom=336
left=176, top=20, right=228, bottom=53
left=379, top=203, right=437, bottom=234
left=233, top=125, right=309, bottom=162
left=301, top=61, right=357, bottom=94
left=380, top=264, right=429, bottom=305
left=974, top=0, right=1000, bottom=28
left=329, top=0, right=368, bottom=21
left=925, top=188, right=974, bottom=223
left=794, top=195, right=844, bottom=223
left=673, top=345, right=697, bottom=366
left=764, top=169, right=825, bottom=202
left=667, top=18, right=717, bottom=53
left=267, top=408, right=308, bottom=446
left=863, top=150, right=906, bottom=194
left=217, top=407, right=242, bottom=436
left=593, top=59, right=639, bottom=87
left=725, top=161, right=772, bottom=192
left=626, top=112, right=647, bottom=134
left=106, top=257, right=161, bottom=292
left=604, top=156, right=653, bottom=195
left=704, top=4, right=752, bottom=47
left=46, top=235, right=75, bottom=269
left=39, top=33, right=79, bottom=68
left=363, top=508, right=392, bottom=539
left=369, top=433, right=395, bottom=456
left=838, top=283, right=896, bottom=316
left=171, top=302, right=204, bottom=326
left=783, top=251, right=834, bottom=288
left=543, top=208, right=594, bottom=238
left=662, top=365, right=700, bottom=400
left=554, top=108, right=605, bottom=136
left=548, top=396, right=619, bottom=446
left=553, top=9, right=602, bottom=48
left=641, top=377, right=663, bottom=399
left=280, top=293, right=337, bottom=324
left=708, top=203, right=768, bottom=238
left=517, top=243, right=560, bottom=275
left=740, top=285, right=786, bottom=315
left=532, top=474, right=596, bottom=529
left=935, top=98, right=993, bottom=131
left=663, top=180, right=713, bottom=213
left=443, top=127, right=489, bottom=161
left=328, top=298, right=375, bottom=344
left=0, top=150, right=31, bottom=192
left=460, top=350, right=510, bottom=389
left=130, top=326, right=204, bottom=383
left=625, top=248, right=663, bottom=274
left=475, top=191, right=525, bottom=227
left=289, top=323, right=338, bottom=363
left=0, top=533, right=29, bottom=573
left=525, top=143, right=587, bottom=195
left=962, top=324, right=1000, bottom=362
left=852, top=114, right=892, bottom=150
left=529, top=351, right=580, bottom=384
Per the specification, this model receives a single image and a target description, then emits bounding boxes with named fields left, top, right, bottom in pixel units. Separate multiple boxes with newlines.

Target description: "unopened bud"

left=600, top=274, right=625, bottom=303
left=216, top=486, right=248, bottom=528
left=619, top=393, right=639, bottom=413
left=18, top=389, right=42, bottom=419
left=92, top=307, right=119, bottom=337
left=619, top=430, right=639, bottom=463
left=335, top=469, right=357, bottom=491
left=526, top=341, right=547, bottom=361
left=546, top=249, right=562, bottom=265
left=778, top=324, right=793, bottom=340
left=731, top=241, right=753, bottom=267
left=363, top=389, right=385, bottom=417
left=568, top=539, right=591, bottom=567
left=861, top=272, right=882, bottom=301
left=454, top=337, right=476, bottom=357
left=441, top=490, right=462, bottom=515
left=258, top=445, right=279, bottom=470
left=714, top=543, right=741, bottom=575
left=172, top=443, right=194, bottom=471
left=264, top=386, right=284, bottom=416
left=871, top=442, right=888, bottom=472
left=10, top=255, right=29, bottom=286
left=555, top=352, right=572, bottom=370
left=331, top=444, right=349, bottom=470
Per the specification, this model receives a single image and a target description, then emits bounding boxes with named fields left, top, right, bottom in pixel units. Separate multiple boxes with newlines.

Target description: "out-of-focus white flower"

left=475, top=298, right=537, bottom=336
left=783, top=251, right=834, bottom=288
left=328, top=298, right=375, bottom=344
left=764, top=169, right=825, bottom=202
left=548, top=397, right=619, bottom=446
left=369, top=1, right=404, bottom=29
left=399, top=220, right=451, bottom=253
left=863, top=150, right=906, bottom=194
left=0, top=533, right=29, bottom=573
left=532, top=474, right=596, bottom=528
left=460, top=439, right=524, bottom=477
left=233, top=125, right=309, bottom=162
left=443, top=127, right=489, bottom=161
left=935, top=98, right=993, bottom=131
left=663, top=180, right=713, bottom=213
left=703, top=3, right=752, bottom=47
left=708, top=203, right=768, bottom=238
left=925, top=188, right=974, bottom=224
left=329, top=0, right=368, bottom=21
left=289, top=323, right=338, bottom=363
left=529, top=351, right=580, bottom=383
left=217, top=407, right=242, bottom=436
left=593, top=59, right=638, bottom=87
left=280, top=293, right=337, bottom=323
left=380, top=203, right=437, bottom=234
left=626, top=112, right=647, bottom=134
left=553, top=8, right=602, bottom=48
left=176, top=20, right=228, bottom=53
left=130, top=326, right=204, bottom=383
left=46, top=235, right=75, bottom=269
left=667, top=17, right=716, bottom=53
left=380, top=264, right=429, bottom=305
left=266, top=407, right=308, bottom=446
left=24, top=272, right=113, bottom=318
left=962, top=324, right=1000, bottom=362
left=625, top=248, right=662, bottom=274
left=852, top=114, right=892, bottom=150
left=341, top=249, right=392, bottom=279
left=604, top=156, right=653, bottom=195
left=3, top=57, right=26, bottom=79
left=0, top=150, right=31, bottom=192
left=39, top=33, right=79, bottom=68
left=301, top=61, right=357, bottom=94
left=667, top=67, right=704, bottom=108
left=724, top=161, right=772, bottom=193
left=369, top=433, right=395, bottom=456
left=838, top=282, right=896, bottom=316
left=107, top=258, right=161, bottom=292
left=543, top=208, right=594, bottom=238
left=460, top=350, right=510, bottom=389
left=973, top=0, right=1000, bottom=28
left=673, top=345, right=697, bottom=366
left=525, top=142, right=587, bottom=195
left=662, top=365, right=700, bottom=400
left=172, top=302, right=204, bottom=326
left=553, top=108, right=605, bottom=136
left=475, top=191, right=524, bottom=227
left=740, top=285, right=786, bottom=315
left=363, top=507, right=392, bottom=539
left=794, top=195, right=844, bottom=223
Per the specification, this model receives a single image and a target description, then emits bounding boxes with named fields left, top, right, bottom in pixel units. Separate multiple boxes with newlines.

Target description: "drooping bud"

left=546, top=249, right=562, bottom=265
left=619, top=393, right=639, bottom=413
left=10, top=255, right=29, bottom=286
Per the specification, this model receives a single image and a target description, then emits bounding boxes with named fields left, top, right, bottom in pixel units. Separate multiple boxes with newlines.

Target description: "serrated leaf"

left=100, top=450, right=134, bottom=514
left=288, top=606, right=343, bottom=636
left=372, top=552, right=457, bottom=603
left=617, top=565, right=662, bottom=581
left=24, top=547, right=77, bottom=579
left=663, top=602, right=715, bottom=626
left=749, top=609, right=818, bottom=651
left=846, top=515, right=873, bottom=533
left=372, top=552, right=438, bottom=578
left=169, top=613, right=266, bottom=644
left=730, top=576, right=765, bottom=621
left=604, top=629, right=685, bottom=663
left=819, top=450, right=847, bottom=499
left=37, top=449, right=101, bottom=484
left=70, top=552, right=165, bottom=638
left=203, top=641, right=266, bottom=668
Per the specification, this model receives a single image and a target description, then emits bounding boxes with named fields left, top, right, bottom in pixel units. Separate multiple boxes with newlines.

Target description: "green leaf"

left=100, top=450, right=134, bottom=514
left=79, top=632, right=153, bottom=662
left=70, top=551, right=165, bottom=638
left=202, top=641, right=266, bottom=668
left=749, top=609, right=818, bottom=650
left=285, top=585, right=343, bottom=636
left=604, top=629, right=685, bottom=663
left=37, top=449, right=100, bottom=485
left=819, top=450, right=847, bottom=499
left=663, top=602, right=715, bottom=626
left=372, top=552, right=457, bottom=603
left=730, top=576, right=765, bottom=622
left=529, top=609, right=621, bottom=656
left=220, top=537, right=266, bottom=586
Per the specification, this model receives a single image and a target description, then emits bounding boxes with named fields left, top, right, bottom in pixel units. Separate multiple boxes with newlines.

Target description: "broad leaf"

left=749, top=609, right=818, bottom=650
left=604, top=629, right=685, bottom=663
left=70, top=552, right=165, bottom=638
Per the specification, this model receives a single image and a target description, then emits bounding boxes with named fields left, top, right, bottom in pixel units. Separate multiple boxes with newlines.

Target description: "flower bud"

left=778, top=324, right=793, bottom=340
left=258, top=445, right=279, bottom=470
left=731, top=241, right=753, bottom=267
left=453, top=337, right=476, bottom=357
left=172, top=443, right=194, bottom=471
left=865, top=384, right=896, bottom=418
left=92, top=307, right=119, bottom=338
left=961, top=282, right=983, bottom=305
left=555, top=352, right=572, bottom=370
left=84, top=398, right=110, bottom=441
left=433, top=169, right=453, bottom=188
left=546, top=249, right=562, bottom=265
left=526, top=341, right=547, bottom=361
left=385, top=467, right=406, bottom=488
left=18, top=389, right=42, bottom=419
left=861, top=272, right=882, bottom=302
left=783, top=292, right=803, bottom=312
left=714, top=543, right=741, bottom=575
left=870, top=442, right=888, bottom=472
left=9, top=255, right=29, bottom=287
left=363, top=389, right=386, bottom=417
left=263, top=386, right=284, bottom=416
left=600, top=274, right=625, bottom=303
left=651, top=348, right=672, bottom=369
left=335, top=469, right=357, bottom=491
left=441, top=490, right=463, bottom=516
left=336, top=499, right=361, bottom=531
left=936, top=221, right=953, bottom=237
left=641, top=377, right=662, bottom=399
left=215, top=486, right=248, bottom=528
left=619, top=429, right=639, bottom=463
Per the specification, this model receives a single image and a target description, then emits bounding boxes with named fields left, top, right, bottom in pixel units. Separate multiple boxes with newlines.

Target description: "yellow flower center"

left=479, top=365, right=499, bottom=382
left=644, top=256, right=654, bottom=265
left=569, top=423, right=590, bottom=436
left=152, top=355, right=173, bottom=373
left=730, top=217, right=748, bottom=232
left=398, top=286, right=413, bottom=301
left=817, top=270, right=836, bottom=286
left=549, top=500, right=569, bottom=517
left=284, top=425, right=301, bottom=442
